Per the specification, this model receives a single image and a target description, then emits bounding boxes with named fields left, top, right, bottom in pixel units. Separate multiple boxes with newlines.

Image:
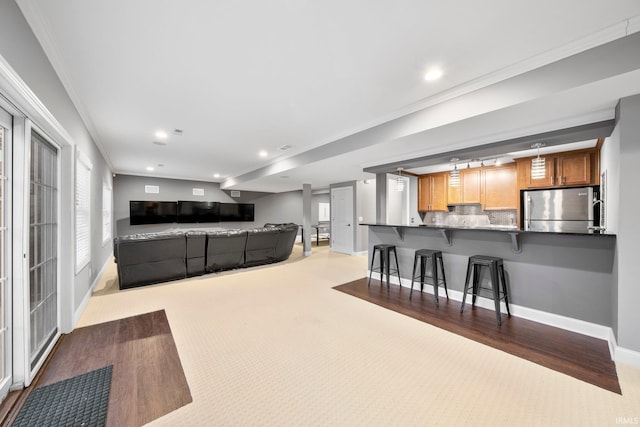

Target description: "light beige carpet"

left=79, top=245, right=640, bottom=426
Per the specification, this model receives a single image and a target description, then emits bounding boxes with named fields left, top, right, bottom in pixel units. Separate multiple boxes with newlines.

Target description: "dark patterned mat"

left=13, top=365, right=112, bottom=427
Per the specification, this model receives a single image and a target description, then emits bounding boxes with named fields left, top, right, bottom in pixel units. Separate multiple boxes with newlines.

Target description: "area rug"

left=13, top=365, right=113, bottom=427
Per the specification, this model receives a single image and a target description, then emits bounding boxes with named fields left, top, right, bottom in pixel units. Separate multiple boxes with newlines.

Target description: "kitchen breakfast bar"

left=362, top=223, right=616, bottom=333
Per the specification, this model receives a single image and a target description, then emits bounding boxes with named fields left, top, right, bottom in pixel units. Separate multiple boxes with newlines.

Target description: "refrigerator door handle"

left=527, top=196, right=532, bottom=230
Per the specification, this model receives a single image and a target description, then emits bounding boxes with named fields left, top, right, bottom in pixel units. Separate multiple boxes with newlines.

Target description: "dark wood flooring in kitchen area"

left=334, top=278, right=621, bottom=394
left=1, top=310, right=192, bottom=427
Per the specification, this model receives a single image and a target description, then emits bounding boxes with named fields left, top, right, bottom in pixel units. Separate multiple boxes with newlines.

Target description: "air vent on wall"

left=230, top=190, right=241, bottom=198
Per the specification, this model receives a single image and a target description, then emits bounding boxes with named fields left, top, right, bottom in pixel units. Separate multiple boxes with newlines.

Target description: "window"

left=75, top=150, right=92, bottom=272
left=102, top=182, right=112, bottom=244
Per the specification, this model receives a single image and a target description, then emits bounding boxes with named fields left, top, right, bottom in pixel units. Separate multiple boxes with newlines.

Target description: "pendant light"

left=449, top=161, right=460, bottom=187
left=531, top=143, right=546, bottom=179
left=396, top=167, right=405, bottom=192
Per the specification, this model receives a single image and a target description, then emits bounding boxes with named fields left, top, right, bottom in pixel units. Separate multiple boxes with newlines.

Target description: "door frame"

left=0, top=103, right=13, bottom=400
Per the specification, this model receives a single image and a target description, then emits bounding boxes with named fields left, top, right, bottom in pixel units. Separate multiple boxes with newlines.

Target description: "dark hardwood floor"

left=1, top=310, right=192, bottom=427
left=335, top=278, right=621, bottom=394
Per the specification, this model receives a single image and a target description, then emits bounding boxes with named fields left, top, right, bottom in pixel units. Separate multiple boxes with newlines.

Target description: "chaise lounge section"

left=114, top=223, right=299, bottom=289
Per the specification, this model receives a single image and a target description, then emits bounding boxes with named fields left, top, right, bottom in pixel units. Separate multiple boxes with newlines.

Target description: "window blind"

left=102, top=182, right=112, bottom=243
left=75, top=151, right=92, bottom=272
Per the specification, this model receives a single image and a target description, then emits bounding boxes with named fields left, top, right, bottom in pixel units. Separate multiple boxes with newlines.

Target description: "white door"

left=0, top=106, right=12, bottom=401
left=331, top=186, right=353, bottom=254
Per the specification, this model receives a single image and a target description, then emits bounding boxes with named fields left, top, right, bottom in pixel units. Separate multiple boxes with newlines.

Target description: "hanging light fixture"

left=396, top=167, right=405, bottom=192
left=531, top=143, right=546, bottom=179
left=449, top=158, right=460, bottom=187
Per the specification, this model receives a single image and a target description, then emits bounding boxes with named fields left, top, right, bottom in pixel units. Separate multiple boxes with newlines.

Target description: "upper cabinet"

left=461, top=168, right=482, bottom=204
left=516, top=148, right=599, bottom=189
left=419, top=163, right=518, bottom=211
left=418, top=173, right=447, bottom=212
left=483, top=165, right=518, bottom=210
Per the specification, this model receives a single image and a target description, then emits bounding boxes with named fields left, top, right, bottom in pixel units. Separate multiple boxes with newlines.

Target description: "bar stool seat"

left=460, top=255, right=511, bottom=325
left=368, top=244, right=401, bottom=289
left=410, top=249, right=449, bottom=306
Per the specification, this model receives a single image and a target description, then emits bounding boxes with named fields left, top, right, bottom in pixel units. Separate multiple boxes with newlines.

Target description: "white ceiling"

left=16, top=0, right=640, bottom=192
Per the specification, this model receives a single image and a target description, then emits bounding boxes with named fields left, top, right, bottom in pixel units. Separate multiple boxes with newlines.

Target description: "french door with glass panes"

left=0, top=106, right=12, bottom=400
left=28, top=130, right=58, bottom=372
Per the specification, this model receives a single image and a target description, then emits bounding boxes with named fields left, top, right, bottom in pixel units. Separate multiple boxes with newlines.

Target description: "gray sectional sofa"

left=114, top=223, right=299, bottom=289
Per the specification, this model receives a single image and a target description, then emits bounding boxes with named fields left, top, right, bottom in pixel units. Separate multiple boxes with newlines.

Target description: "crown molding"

left=16, top=0, right=115, bottom=170
left=0, top=53, right=74, bottom=146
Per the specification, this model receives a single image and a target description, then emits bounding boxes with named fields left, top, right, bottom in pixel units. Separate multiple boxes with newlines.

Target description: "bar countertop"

left=360, top=222, right=616, bottom=237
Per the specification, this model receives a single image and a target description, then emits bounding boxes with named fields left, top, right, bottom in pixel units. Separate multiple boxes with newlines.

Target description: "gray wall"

left=616, top=94, right=640, bottom=352
left=114, top=174, right=328, bottom=236
left=0, top=1, right=112, bottom=317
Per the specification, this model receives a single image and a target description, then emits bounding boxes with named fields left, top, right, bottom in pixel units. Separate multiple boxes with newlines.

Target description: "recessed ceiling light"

left=424, top=67, right=443, bottom=82
left=213, top=173, right=220, bottom=178
left=154, top=130, right=168, bottom=139
left=259, top=150, right=268, bottom=157
left=146, top=166, right=154, bottom=171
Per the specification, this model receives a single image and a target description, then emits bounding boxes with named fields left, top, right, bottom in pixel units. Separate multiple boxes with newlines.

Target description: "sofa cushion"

left=206, top=230, right=248, bottom=271
left=244, top=227, right=280, bottom=267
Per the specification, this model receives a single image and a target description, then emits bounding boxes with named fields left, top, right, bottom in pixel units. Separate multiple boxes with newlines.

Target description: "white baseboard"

left=367, top=270, right=618, bottom=360
left=352, top=250, right=368, bottom=256
left=614, top=346, right=640, bottom=368
left=73, top=257, right=111, bottom=327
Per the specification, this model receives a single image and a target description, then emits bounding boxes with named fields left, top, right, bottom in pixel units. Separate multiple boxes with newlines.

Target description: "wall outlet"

left=411, top=217, right=415, bottom=223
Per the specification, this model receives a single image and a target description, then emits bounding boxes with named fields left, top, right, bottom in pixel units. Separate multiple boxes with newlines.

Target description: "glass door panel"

left=28, top=130, right=57, bottom=369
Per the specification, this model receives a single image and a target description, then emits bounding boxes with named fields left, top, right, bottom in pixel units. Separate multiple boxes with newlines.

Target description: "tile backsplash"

left=422, top=204, right=517, bottom=227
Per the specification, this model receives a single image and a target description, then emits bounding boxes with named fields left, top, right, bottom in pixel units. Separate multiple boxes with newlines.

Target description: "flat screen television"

left=129, top=201, right=177, bottom=225
left=219, top=203, right=255, bottom=222
left=177, top=201, right=220, bottom=223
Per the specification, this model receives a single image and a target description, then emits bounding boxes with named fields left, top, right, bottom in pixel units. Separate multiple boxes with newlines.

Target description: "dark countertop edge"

left=359, top=223, right=616, bottom=237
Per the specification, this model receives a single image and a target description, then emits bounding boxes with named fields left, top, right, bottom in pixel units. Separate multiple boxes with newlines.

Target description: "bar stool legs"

left=410, top=249, right=448, bottom=306
left=460, top=255, right=511, bottom=325
left=367, top=244, right=401, bottom=289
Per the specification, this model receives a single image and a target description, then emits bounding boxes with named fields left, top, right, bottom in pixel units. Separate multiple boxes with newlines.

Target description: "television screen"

left=130, top=201, right=177, bottom=225
left=219, top=203, right=255, bottom=222
left=177, top=201, right=220, bottom=223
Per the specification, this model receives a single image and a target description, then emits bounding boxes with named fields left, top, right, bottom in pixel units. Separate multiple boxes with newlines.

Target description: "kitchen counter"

left=363, top=222, right=616, bottom=330
left=361, top=222, right=615, bottom=236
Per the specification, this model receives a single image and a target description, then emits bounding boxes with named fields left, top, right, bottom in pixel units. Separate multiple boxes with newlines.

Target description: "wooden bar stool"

left=410, top=249, right=449, bottom=306
left=368, top=244, right=401, bottom=289
left=460, top=255, right=511, bottom=325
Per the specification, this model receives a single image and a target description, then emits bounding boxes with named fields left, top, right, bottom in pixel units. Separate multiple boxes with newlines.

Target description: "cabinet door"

left=461, top=168, right=481, bottom=204
left=483, top=165, right=517, bottom=210
left=431, top=173, right=448, bottom=211
left=557, top=152, right=590, bottom=186
left=523, top=157, right=556, bottom=188
left=418, top=176, right=430, bottom=212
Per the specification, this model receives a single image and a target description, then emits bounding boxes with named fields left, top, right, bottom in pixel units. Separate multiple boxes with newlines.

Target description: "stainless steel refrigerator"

left=523, top=186, right=598, bottom=233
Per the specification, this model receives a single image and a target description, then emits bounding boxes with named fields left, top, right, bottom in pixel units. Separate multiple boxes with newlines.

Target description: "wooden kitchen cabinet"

left=418, top=173, right=447, bottom=211
left=483, top=164, right=518, bottom=210
left=516, top=149, right=597, bottom=189
left=556, top=151, right=591, bottom=186
left=461, top=168, right=482, bottom=204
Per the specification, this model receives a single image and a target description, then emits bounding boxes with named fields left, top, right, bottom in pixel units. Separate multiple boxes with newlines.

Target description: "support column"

left=376, top=172, right=387, bottom=223
left=302, top=183, right=312, bottom=256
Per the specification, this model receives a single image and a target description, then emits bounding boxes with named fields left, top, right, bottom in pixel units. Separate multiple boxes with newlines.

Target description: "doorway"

left=330, top=186, right=354, bottom=254
left=386, top=175, right=409, bottom=225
